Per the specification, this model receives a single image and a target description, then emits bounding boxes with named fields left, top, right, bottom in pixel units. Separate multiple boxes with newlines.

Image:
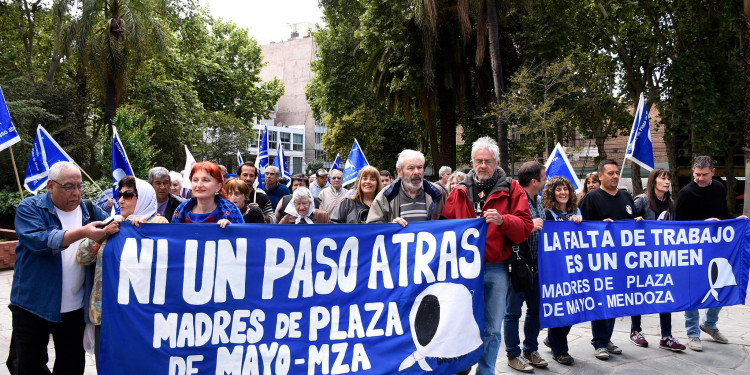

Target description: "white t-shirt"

left=54, top=206, right=86, bottom=313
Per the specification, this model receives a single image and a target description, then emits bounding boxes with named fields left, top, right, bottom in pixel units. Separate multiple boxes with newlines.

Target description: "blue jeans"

left=547, top=325, right=572, bottom=357
left=477, top=262, right=510, bottom=375
left=591, top=318, right=616, bottom=349
left=504, top=274, right=540, bottom=359
left=685, top=307, right=721, bottom=337
left=631, top=313, right=672, bottom=337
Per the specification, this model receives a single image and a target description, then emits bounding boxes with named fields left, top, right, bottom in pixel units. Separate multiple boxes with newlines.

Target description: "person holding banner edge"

left=441, top=137, right=533, bottom=375
left=628, top=168, right=686, bottom=351
left=541, top=176, right=583, bottom=365
left=77, top=176, right=168, bottom=364
left=503, top=161, right=548, bottom=372
left=675, top=156, right=747, bottom=351
left=578, top=159, right=642, bottom=360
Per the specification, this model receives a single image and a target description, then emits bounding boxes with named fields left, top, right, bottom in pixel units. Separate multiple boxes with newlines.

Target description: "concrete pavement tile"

left=676, top=341, right=746, bottom=370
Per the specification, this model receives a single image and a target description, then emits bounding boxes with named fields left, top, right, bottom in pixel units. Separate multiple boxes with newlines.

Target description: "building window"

left=292, top=157, right=303, bottom=173
left=315, top=132, right=323, bottom=145
left=280, top=132, right=291, bottom=150
left=268, top=131, right=278, bottom=150
left=293, top=134, right=303, bottom=151
left=315, top=150, right=326, bottom=161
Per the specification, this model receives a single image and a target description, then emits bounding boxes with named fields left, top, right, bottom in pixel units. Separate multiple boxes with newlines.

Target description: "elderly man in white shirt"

left=319, top=169, right=349, bottom=214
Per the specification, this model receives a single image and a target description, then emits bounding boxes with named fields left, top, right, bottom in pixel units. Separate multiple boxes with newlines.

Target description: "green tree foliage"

left=0, top=0, right=282, bottom=193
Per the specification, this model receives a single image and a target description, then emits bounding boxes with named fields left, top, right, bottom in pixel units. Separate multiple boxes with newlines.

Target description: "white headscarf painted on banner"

left=399, top=282, right=482, bottom=372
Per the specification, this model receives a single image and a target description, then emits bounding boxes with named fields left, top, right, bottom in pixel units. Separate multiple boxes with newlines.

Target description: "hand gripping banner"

left=538, top=219, right=750, bottom=328
left=100, top=219, right=486, bottom=374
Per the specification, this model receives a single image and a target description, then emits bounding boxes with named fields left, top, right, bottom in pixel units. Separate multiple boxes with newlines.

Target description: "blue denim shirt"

left=11, top=193, right=107, bottom=322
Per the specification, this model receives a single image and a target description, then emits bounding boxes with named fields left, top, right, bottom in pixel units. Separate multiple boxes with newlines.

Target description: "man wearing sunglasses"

left=319, top=169, right=349, bottom=214
left=8, top=161, right=115, bottom=374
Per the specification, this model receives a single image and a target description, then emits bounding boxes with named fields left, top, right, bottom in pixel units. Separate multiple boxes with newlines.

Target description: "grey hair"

left=396, top=149, right=425, bottom=169
left=450, top=171, right=467, bottom=183
left=48, top=161, right=79, bottom=181
left=148, top=167, right=170, bottom=184
left=169, top=171, right=182, bottom=184
left=266, top=165, right=279, bottom=174
left=439, top=166, right=452, bottom=177
left=330, top=168, right=343, bottom=177
left=471, top=136, right=500, bottom=163
left=692, top=156, right=714, bottom=170
left=292, top=186, right=313, bottom=204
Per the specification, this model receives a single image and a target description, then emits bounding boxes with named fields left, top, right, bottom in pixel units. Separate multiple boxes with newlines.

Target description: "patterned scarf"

left=473, top=169, right=501, bottom=190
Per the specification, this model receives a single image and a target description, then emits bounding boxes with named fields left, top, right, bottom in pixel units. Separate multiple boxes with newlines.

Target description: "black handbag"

left=503, top=182, right=537, bottom=293
left=507, top=241, right=536, bottom=293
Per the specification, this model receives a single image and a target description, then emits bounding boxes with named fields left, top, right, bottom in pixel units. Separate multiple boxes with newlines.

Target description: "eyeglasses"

left=227, top=191, right=245, bottom=198
left=50, top=180, right=85, bottom=192
left=472, top=159, right=496, bottom=166
left=330, top=176, right=343, bottom=180
left=117, top=190, right=138, bottom=199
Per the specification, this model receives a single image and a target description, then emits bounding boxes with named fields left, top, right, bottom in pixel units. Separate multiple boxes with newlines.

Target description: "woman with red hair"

left=171, top=161, right=244, bottom=227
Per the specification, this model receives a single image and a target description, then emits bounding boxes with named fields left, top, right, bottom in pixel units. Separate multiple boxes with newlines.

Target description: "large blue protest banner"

left=538, top=219, right=750, bottom=328
left=101, top=219, right=486, bottom=374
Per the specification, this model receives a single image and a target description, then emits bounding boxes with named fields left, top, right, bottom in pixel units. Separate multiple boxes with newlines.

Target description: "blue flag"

left=100, top=219, right=487, bottom=374
left=237, top=151, right=243, bottom=169
left=328, top=153, right=340, bottom=183
left=0, top=86, right=21, bottom=152
left=624, top=93, right=654, bottom=171
left=24, top=125, right=73, bottom=193
left=539, top=220, right=750, bottom=328
left=343, top=138, right=369, bottom=186
left=272, top=142, right=291, bottom=182
left=544, top=143, right=582, bottom=193
left=112, top=126, right=135, bottom=214
left=254, top=126, right=269, bottom=190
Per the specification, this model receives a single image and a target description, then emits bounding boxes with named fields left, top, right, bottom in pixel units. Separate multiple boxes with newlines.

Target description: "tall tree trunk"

left=104, top=76, right=117, bottom=138
left=419, top=94, right=440, bottom=174
left=743, top=0, right=750, bottom=216
left=437, top=89, right=457, bottom=170
left=485, top=0, right=508, bottom=172
left=631, top=163, right=643, bottom=195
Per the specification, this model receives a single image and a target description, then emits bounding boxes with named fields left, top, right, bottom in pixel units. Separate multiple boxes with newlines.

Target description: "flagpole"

left=254, top=127, right=262, bottom=202
left=73, top=162, right=105, bottom=195
left=9, top=146, right=24, bottom=199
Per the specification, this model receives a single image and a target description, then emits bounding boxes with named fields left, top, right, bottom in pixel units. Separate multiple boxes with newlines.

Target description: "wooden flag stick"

left=73, top=162, right=105, bottom=196
left=9, top=145, right=24, bottom=199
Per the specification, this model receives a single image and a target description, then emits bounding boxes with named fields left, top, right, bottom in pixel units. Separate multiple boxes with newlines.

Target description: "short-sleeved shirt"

left=399, top=185, right=428, bottom=222
left=579, top=188, right=636, bottom=221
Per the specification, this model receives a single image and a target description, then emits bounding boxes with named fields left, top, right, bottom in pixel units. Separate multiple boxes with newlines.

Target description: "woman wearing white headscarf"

left=278, top=187, right=330, bottom=224
left=77, top=176, right=168, bottom=362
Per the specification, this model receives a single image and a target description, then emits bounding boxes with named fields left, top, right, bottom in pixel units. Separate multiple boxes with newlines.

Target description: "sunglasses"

left=117, top=190, right=138, bottom=199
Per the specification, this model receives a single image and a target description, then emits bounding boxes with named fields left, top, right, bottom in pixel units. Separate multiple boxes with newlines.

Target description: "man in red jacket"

left=442, top=136, right=533, bottom=375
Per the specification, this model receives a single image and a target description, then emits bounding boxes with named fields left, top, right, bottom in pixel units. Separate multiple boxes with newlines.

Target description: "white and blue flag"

left=111, top=126, right=134, bottom=214
left=544, top=143, right=582, bottom=193
left=24, top=125, right=73, bottom=193
left=254, top=126, right=269, bottom=190
left=237, top=151, right=243, bottom=168
left=624, top=93, right=654, bottom=171
left=272, top=143, right=292, bottom=182
left=0, top=86, right=21, bottom=152
left=328, top=153, right=340, bottom=183
left=343, top=138, right=369, bottom=186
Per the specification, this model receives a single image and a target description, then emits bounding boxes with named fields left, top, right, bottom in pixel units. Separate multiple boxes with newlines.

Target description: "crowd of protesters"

left=6, top=136, right=747, bottom=374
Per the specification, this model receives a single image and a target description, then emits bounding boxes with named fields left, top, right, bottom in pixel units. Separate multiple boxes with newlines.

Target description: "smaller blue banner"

left=538, top=219, right=750, bottom=328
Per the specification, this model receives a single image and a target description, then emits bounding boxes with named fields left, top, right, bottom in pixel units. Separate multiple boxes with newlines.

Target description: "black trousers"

left=7, top=306, right=86, bottom=375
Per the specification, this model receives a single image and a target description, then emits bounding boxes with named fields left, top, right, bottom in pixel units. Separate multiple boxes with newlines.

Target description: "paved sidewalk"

left=0, top=268, right=747, bottom=374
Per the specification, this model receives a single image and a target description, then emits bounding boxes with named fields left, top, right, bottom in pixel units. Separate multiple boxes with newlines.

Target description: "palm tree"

left=74, top=0, right=168, bottom=131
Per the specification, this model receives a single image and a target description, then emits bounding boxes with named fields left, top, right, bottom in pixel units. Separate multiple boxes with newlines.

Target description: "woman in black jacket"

left=331, top=166, right=382, bottom=223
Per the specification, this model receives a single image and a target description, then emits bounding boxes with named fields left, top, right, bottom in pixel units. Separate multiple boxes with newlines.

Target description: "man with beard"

left=366, top=149, right=445, bottom=225
left=149, top=167, right=185, bottom=220
left=441, top=137, right=533, bottom=375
